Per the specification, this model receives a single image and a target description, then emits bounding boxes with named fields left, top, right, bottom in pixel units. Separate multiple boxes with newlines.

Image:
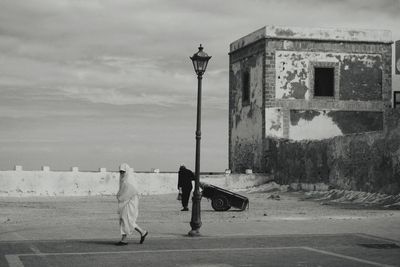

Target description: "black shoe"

left=115, top=241, right=128, bottom=246
left=181, top=207, right=189, bottom=211
left=140, top=231, right=148, bottom=244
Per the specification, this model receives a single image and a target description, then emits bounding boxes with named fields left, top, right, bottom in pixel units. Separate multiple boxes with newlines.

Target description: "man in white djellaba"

left=116, top=163, right=148, bottom=246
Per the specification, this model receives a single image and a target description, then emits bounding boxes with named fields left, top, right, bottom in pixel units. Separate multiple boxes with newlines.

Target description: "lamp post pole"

left=189, top=45, right=211, bottom=237
left=189, top=73, right=203, bottom=236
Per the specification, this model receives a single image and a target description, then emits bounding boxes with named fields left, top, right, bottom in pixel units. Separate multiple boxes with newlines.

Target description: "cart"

left=200, top=182, right=249, bottom=211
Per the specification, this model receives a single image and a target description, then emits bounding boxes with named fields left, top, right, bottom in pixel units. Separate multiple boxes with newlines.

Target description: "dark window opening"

left=394, top=91, right=400, bottom=108
left=242, top=71, right=250, bottom=104
left=314, top=67, right=334, bottom=97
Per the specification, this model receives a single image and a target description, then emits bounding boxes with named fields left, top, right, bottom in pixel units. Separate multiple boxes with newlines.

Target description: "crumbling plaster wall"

left=289, top=110, right=383, bottom=140
left=262, top=38, right=395, bottom=192
left=230, top=27, right=393, bottom=175
left=275, top=51, right=383, bottom=101
left=264, top=40, right=391, bottom=141
left=265, top=108, right=284, bottom=138
left=266, top=109, right=400, bottom=194
left=229, top=41, right=265, bottom=173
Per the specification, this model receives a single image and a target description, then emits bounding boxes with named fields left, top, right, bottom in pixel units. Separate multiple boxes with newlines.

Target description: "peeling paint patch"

left=289, top=110, right=384, bottom=140
left=290, top=110, right=320, bottom=126
left=276, top=51, right=338, bottom=99
left=267, top=110, right=400, bottom=194
left=289, top=110, right=342, bottom=140
left=265, top=108, right=284, bottom=138
left=275, top=51, right=382, bottom=101
left=283, top=40, right=294, bottom=49
left=289, top=81, right=308, bottom=99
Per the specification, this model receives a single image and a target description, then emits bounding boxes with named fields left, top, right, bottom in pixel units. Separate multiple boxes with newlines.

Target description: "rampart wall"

left=0, top=169, right=272, bottom=196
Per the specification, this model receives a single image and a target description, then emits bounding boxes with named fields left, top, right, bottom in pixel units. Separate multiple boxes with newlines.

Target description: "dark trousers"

left=181, top=187, right=192, bottom=208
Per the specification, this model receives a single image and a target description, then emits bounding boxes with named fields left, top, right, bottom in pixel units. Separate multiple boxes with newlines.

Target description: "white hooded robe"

left=117, top=163, right=140, bottom=235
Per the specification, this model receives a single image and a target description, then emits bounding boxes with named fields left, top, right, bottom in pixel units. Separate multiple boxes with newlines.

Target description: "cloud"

left=58, top=86, right=192, bottom=107
left=0, top=0, right=398, bottom=171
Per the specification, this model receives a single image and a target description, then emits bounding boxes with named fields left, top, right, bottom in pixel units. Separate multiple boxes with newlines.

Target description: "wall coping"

left=0, top=169, right=263, bottom=175
left=0, top=170, right=272, bottom=196
left=230, top=25, right=392, bottom=52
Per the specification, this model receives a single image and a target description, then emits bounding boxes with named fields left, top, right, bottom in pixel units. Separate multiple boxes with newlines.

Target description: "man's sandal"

left=140, top=231, right=148, bottom=244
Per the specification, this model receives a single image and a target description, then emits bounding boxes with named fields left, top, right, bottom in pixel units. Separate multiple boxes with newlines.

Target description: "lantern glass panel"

left=197, top=61, right=205, bottom=72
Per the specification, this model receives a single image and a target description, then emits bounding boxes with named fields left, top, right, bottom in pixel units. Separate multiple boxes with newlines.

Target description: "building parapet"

left=230, top=25, right=392, bottom=52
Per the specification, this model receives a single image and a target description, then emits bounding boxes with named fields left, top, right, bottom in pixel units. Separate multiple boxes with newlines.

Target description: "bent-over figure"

left=178, top=165, right=194, bottom=211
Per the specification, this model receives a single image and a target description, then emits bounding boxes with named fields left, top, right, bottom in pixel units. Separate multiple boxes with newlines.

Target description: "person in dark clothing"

left=177, top=165, right=194, bottom=211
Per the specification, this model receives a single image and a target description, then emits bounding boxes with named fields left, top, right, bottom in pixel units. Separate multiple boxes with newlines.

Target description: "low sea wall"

left=0, top=169, right=272, bottom=197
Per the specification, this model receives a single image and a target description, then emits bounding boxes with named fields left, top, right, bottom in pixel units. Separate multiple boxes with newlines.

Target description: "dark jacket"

left=178, top=167, right=194, bottom=190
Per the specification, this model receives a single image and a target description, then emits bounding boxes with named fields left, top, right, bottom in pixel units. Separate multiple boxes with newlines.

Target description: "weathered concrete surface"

left=229, top=40, right=265, bottom=173
left=267, top=109, right=400, bottom=194
left=265, top=108, right=284, bottom=138
left=289, top=110, right=383, bottom=140
left=0, top=171, right=272, bottom=197
left=274, top=50, right=385, bottom=141
left=229, top=25, right=392, bottom=172
left=230, top=25, right=392, bottom=52
left=275, top=51, right=383, bottom=101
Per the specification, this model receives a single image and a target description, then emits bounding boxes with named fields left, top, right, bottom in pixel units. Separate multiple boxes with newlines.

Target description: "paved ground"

left=1, top=192, right=400, bottom=266
left=2, top=234, right=400, bottom=267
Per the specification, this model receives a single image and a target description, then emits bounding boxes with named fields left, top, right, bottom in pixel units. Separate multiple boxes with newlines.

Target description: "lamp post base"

left=188, top=229, right=201, bottom=237
left=188, top=191, right=202, bottom=237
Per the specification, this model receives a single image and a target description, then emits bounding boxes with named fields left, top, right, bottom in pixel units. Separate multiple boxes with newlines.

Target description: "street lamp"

left=188, top=44, right=211, bottom=237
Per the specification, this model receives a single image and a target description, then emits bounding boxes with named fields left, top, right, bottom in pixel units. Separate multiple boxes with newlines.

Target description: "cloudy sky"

left=0, top=0, right=399, bottom=171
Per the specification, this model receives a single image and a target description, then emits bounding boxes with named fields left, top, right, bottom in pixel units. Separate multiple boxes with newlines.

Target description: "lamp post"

left=188, top=44, right=211, bottom=237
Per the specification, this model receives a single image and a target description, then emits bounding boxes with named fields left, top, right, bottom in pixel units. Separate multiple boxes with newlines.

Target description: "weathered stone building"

left=229, top=26, right=399, bottom=193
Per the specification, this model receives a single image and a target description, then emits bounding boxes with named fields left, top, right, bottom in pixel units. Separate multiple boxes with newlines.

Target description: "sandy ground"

left=1, top=191, right=400, bottom=242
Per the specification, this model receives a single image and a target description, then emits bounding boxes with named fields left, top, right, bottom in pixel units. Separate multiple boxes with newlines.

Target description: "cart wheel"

left=211, top=195, right=231, bottom=211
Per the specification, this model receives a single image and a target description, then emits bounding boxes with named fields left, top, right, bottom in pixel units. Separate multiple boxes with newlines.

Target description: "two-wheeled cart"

left=200, top=182, right=249, bottom=211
